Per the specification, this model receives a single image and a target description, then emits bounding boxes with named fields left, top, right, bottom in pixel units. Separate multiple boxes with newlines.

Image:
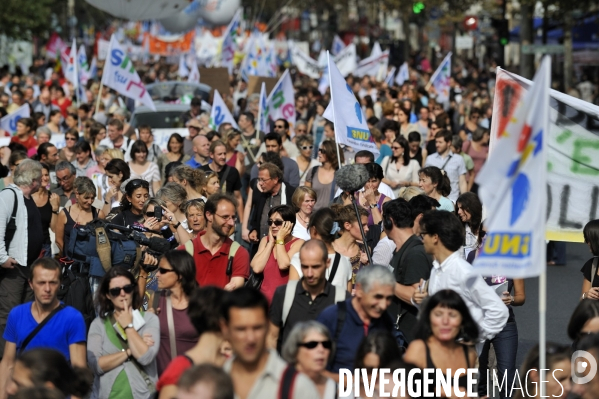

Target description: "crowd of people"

left=0, top=52, right=597, bottom=399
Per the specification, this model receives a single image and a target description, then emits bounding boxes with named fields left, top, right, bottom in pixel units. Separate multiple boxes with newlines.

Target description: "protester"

left=184, top=199, right=206, bottom=239
left=176, top=364, right=234, bottom=399
left=156, top=182, right=190, bottom=231
left=568, top=300, right=599, bottom=348
left=89, top=122, right=107, bottom=153
left=251, top=132, right=300, bottom=187
left=281, top=321, right=337, bottom=399
left=186, top=134, right=211, bottom=169
left=317, top=265, right=404, bottom=379
left=101, top=158, right=130, bottom=216
left=381, top=136, right=420, bottom=197
left=5, top=348, right=92, bottom=399
left=291, top=186, right=317, bottom=240
left=128, top=140, right=161, bottom=196
left=156, top=287, right=229, bottom=399
left=424, top=129, right=467, bottom=202
left=306, top=139, right=343, bottom=211
left=176, top=193, right=249, bottom=289
left=149, top=250, right=198, bottom=375
left=292, top=135, right=320, bottom=186
left=0, top=258, right=87, bottom=399
left=418, top=166, right=454, bottom=211
left=581, top=219, right=599, bottom=300
left=135, top=125, right=162, bottom=163
left=10, top=118, right=37, bottom=151
left=157, top=133, right=190, bottom=179
left=221, top=287, right=320, bottom=398
left=356, top=162, right=391, bottom=226
left=31, top=163, right=60, bottom=258
left=332, top=204, right=370, bottom=291
left=87, top=267, right=160, bottom=399
left=456, top=192, right=484, bottom=259
left=59, top=129, right=79, bottom=162
left=111, top=179, right=150, bottom=227
left=223, top=129, right=245, bottom=177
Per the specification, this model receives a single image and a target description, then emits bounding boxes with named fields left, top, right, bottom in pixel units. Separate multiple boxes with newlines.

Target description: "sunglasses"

left=274, top=125, right=285, bottom=129
left=318, top=148, right=325, bottom=153
left=298, top=340, right=332, bottom=350
left=65, top=137, right=78, bottom=141
left=391, top=146, right=402, bottom=150
left=267, top=219, right=284, bottom=227
left=108, top=284, right=135, bottom=297
left=129, top=179, right=150, bottom=189
left=301, top=145, right=313, bottom=150
left=158, top=267, right=176, bottom=275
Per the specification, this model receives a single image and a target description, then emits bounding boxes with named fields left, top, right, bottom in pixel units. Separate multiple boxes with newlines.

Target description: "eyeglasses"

left=257, top=177, right=272, bottom=184
left=298, top=340, right=332, bottom=350
left=419, top=231, right=430, bottom=239
left=56, top=174, right=74, bottom=183
left=158, top=267, right=176, bottom=275
left=108, top=284, right=135, bottom=297
left=215, top=213, right=238, bottom=222
left=267, top=219, right=284, bottom=227
left=300, top=145, right=313, bottom=151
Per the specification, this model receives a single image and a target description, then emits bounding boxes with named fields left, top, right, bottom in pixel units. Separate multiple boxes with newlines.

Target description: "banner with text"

left=492, top=67, right=599, bottom=242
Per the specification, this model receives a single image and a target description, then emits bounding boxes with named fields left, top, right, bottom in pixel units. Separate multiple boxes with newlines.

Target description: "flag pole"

left=539, top=268, right=547, bottom=398
left=94, top=38, right=112, bottom=116
left=326, top=51, right=343, bottom=168
left=425, top=52, right=451, bottom=91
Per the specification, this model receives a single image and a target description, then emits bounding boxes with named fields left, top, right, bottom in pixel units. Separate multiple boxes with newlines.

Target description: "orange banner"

left=145, top=31, right=195, bottom=56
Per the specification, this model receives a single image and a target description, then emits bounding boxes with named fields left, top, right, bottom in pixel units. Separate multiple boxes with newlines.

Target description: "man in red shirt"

left=177, top=193, right=249, bottom=290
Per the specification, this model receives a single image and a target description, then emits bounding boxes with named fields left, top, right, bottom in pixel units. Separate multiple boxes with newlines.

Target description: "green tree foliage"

left=0, top=0, right=54, bottom=39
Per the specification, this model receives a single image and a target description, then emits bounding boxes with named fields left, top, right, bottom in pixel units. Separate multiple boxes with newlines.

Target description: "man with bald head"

left=268, top=240, right=348, bottom=351
left=187, top=134, right=211, bottom=168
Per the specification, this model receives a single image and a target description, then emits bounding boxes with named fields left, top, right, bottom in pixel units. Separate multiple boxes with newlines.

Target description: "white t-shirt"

left=290, top=251, right=352, bottom=289
left=292, top=217, right=311, bottom=241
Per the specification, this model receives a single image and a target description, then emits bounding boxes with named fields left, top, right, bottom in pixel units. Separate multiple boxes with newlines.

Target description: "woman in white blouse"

left=291, top=186, right=317, bottom=241
left=381, top=136, right=420, bottom=197
left=128, top=140, right=161, bottom=196
left=293, top=135, right=321, bottom=186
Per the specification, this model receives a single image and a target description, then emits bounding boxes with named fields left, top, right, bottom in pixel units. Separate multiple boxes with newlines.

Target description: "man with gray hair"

left=51, top=161, right=76, bottom=207
left=0, top=159, right=44, bottom=356
left=317, top=265, right=405, bottom=380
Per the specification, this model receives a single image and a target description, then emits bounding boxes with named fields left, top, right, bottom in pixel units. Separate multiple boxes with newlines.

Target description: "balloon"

left=85, top=0, right=190, bottom=21
left=197, top=0, right=241, bottom=26
left=159, top=1, right=201, bottom=33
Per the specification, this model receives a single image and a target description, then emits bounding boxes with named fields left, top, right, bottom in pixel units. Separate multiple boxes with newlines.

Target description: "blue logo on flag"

left=481, top=232, right=531, bottom=258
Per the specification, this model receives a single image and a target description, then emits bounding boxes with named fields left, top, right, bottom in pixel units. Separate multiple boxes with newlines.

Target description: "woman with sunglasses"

left=251, top=204, right=304, bottom=303
left=55, top=177, right=105, bottom=256
left=281, top=321, right=336, bottom=399
left=293, top=135, right=320, bottom=186
left=59, top=128, right=79, bottom=162
left=381, top=136, right=420, bottom=198
left=111, top=179, right=150, bottom=228
left=87, top=267, right=160, bottom=399
left=149, top=250, right=199, bottom=376
left=128, top=140, right=161, bottom=197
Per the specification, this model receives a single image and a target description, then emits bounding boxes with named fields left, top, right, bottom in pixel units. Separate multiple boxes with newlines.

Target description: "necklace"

left=297, top=212, right=308, bottom=225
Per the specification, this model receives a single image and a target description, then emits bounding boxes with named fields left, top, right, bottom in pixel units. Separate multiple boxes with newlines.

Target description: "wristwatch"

left=275, top=239, right=285, bottom=245
left=124, top=323, right=134, bottom=330
left=173, top=221, right=181, bottom=229
left=370, top=203, right=378, bottom=209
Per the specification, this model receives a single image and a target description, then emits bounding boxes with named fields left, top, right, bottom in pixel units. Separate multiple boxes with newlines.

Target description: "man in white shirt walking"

left=413, top=210, right=508, bottom=353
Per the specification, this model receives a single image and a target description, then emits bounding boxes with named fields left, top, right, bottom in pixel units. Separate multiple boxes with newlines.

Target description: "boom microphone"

left=335, top=164, right=370, bottom=193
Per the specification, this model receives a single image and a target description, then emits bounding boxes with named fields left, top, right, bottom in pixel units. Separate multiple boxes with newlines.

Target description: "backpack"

left=57, top=267, right=95, bottom=331
left=65, top=219, right=140, bottom=277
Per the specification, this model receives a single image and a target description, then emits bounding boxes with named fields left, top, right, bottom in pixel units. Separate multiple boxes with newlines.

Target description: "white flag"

left=323, top=52, right=379, bottom=156
left=353, top=50, right=389, bottom=80
left=371, top=41, right=382, bottom=57
left=64, top=39, right=78, bottom=88
left=210, top=90, right=239, bottom=130
left=0, top=104, right=30, bottom=135
left=221, top=8, right=242, bottom=74
left=188, top=61, right=200, bottom=83
left=102, top=35, right=156, bottom=111
left=317, top=50, right=327, bottom=68
left=395, top=62, right=409, bottom=86
left=78, top=45, right=90, bottom=85
left=429, top=52, right=452, bottom=103
left=88, top=57, right=97, bottom=79
left=290, top=43, right=321, bottom=79
left=332, top=35, right=346, bottom=55
left=256, top=82, right=269, bottom=133
left=318, top=65, right=329, bottom=95
left=473, top=56, right=551, bottom=278
left=266, top=69, right=296, bottom=133
left=333, top=43, right=357, bottom=77
left=179, top=54, right=190, bottom=78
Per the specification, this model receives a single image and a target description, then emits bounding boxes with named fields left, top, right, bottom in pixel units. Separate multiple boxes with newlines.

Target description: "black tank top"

left=37, top=195, right=52, bottom=244
left=424, top=342, right=471, bottom=392
left=63, top=207, right=98, bottom=250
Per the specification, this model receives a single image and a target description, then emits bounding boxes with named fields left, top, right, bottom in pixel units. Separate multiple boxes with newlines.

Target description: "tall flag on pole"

left=221, top=8, right=242, bottom=74
left=323, top=52, right=379, bottom=156
left=428, top=52, right=452, bottom=103
left=101, top=35, right=156, bottom=111
left=332, top=35, right=345, bottom=55
left=266, top=69, right=296, bottom=133
left=209, top=90, right=239, bottom=130
left=472, top=56, right=551, bottom=278
left=88, top=57, right=97, bottom=79
left=78, top=45, right=90, bottom=85
left=0, top=104, right=30, bottom=135
left=256, top=82, right=269, bottom=133
left=395, top=62, right=409, bottom=86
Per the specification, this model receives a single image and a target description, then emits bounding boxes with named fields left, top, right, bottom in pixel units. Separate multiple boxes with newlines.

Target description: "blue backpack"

left=65, top=219, right=140, bottom=278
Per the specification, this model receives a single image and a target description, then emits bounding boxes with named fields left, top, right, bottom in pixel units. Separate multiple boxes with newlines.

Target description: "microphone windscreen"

left=335, top=164, right=370, bottom=193
left=148, top=236, right=172, bottom=253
